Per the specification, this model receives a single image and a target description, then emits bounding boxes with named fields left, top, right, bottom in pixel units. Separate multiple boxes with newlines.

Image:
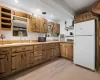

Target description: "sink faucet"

left=0, top=34, right=5, bottom=45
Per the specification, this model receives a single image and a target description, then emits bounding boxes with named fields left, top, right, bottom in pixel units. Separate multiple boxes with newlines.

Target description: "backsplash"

left=0, top=31, right=45, bottom=40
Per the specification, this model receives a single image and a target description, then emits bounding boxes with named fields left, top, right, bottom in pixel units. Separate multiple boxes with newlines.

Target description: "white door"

left=74, top=20, right=95, bottom=36
left=74, top=36, right=95, bottom=70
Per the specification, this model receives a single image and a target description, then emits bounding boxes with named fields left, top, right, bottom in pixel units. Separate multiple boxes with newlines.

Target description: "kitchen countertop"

left=0, top=41, right=73, bottom=48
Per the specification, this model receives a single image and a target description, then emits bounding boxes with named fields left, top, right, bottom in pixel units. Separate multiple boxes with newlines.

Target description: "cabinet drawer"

left=0, top=48, right=11, bottom=54
left=34, top=56, right=42, bottom=60
left=34, top=51, right=42, bottom=57
left=25, top=46, right=33, bottom=51
left=42, top=44, right=51, bottom=49
left=12, top=47, right=26, bottom=52
left=66, top=44, right=73, bottom=47
left=34, top=45, right=42, bottom=51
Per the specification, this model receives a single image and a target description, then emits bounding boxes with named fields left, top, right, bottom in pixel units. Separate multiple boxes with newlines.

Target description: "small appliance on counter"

left=38, top=37, right=46, bottom=42
left=60, top=34, right=65, bottom=41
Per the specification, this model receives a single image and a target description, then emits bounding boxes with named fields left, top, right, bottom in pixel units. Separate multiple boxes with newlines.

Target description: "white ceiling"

left=64, top=0, right=96, bottom=11
left=0, top=0, right=97, bottom=22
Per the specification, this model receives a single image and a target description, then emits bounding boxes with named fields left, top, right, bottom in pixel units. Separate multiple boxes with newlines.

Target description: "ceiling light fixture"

left=36, top=9, right=40, bottom=12
left=15, top=0, right=18, bottom=3
left=34, top=14, right=37, bottom=17
left=51, top=15, right=53, bottom=17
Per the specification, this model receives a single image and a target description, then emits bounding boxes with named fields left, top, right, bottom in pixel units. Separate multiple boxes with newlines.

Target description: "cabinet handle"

left=6, top=55, right=8, bottom=61
left=21, top=54, right=23, bottom=58
left=24, top=53, right=26, bottom=56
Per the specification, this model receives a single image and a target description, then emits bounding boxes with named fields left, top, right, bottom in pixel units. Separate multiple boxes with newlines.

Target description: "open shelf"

left=1, top=22, right=11, bottom=26
left=0, top=6, right=12, bottom=30
left=1, top=7, right=11, bottom=13
left=1, top=17, right=11, bottom=21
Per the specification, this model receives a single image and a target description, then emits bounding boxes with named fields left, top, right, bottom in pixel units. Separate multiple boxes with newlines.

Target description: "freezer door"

left=74, top=20, right=95, bottom=35
left=74, top=36, right=95, bottom=70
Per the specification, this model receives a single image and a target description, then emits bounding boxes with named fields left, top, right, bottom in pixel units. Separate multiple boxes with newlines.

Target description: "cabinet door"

left=65, top=44, right=73, bottom=59
left=36, top=16, right=40, bottom=32
left=29, top=17, right=36, bottom=32
left=26, top=51, right=34, bottom=68
left=54, top=23, right=60, bottom=34
left=0, top=53, right=11, bottom=77
left=60, top=44, right=66, bottom=57
left=65, top=45, right=69, bottom=58
left=13, top=10, right=28, bottom=18
left=21, top=52, right=27, bottom=69
left=32, top=17, right=36, bottom=31
left=51, top=49, right=54, bottom=59
left=55, top=47, right=60, bottom=57
left=46, top=49, right=51, bottom=60
left=56, top=24, right=60, bottom=33
left=11, top=53, right=21, bottom=73
left=68, top=45, right=73, bottom=58
left=40, top=18, right=44, bottom=33
left=44, top=19, right=48, bottom=33
left=42, top=50, right=47, bottom=61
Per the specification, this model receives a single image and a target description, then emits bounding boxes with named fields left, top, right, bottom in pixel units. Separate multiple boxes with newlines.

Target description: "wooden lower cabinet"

left=0, top=53, right=11, bottom=78
left=42, top=50, right=47, bottom=61
left=60, top=43, right=73, bottom=60
left=0, top=43, right=60, bottom=78
left=26, top=51, right=34, bottom=68
left=21, top=52, right=27, bottom=70
left=11, top=52, right=22, bottom=73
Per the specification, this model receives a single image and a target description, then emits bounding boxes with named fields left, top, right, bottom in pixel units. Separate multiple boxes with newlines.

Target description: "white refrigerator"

left=74, top=19, right=95, bottom=70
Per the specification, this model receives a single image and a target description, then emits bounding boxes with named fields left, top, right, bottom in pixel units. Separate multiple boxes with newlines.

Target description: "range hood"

left=12, top=16, right=27, bottom=28
left=12, top=16, right=28, bottom=36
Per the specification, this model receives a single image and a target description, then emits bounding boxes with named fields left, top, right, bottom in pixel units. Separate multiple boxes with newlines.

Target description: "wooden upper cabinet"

left=40, top=18, right=48, bottom=33
left=0, top=5, right=12, bottom=31
left=44, top=19, right=48, bottom=33
left=35, top=16, right=41, bottom=32
left=92, top=0, right=100, bottom=15
left=54, top=23, right=60, bottom=34
left=48, top=22, right=60, bottom=34
left=12, top=10, right=29, bottom=18
left=29, top=16, right=36, bottom=32
left=39, top=18, right=44, bottom=33
left=74, top=12, right=96, bottom=23
left=29, top=16, right=48, bottom=33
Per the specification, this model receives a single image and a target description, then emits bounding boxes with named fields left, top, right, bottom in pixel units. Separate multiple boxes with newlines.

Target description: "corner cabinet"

left=60, top=43, right=73, bottom=60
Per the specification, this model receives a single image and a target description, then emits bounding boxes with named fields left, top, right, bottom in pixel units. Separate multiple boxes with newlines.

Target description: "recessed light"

left=51, top=15, right=53, bottom=17
left=15, top=0, right=18, bottom=3
left=36, top=9, right=40, bottom=12
left=34, top=14, right=37, bottom=17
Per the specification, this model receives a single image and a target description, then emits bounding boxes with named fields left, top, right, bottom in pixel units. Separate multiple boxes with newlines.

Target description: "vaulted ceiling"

left=0, top=0, right=97, bottom=22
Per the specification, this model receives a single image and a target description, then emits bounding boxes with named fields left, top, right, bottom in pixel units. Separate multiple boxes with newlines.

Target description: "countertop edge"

left=0, top=41, right=73, bottom=48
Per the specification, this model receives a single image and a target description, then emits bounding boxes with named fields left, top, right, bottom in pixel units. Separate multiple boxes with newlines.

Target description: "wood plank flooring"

left=5, top=58, right=100, bottom=80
